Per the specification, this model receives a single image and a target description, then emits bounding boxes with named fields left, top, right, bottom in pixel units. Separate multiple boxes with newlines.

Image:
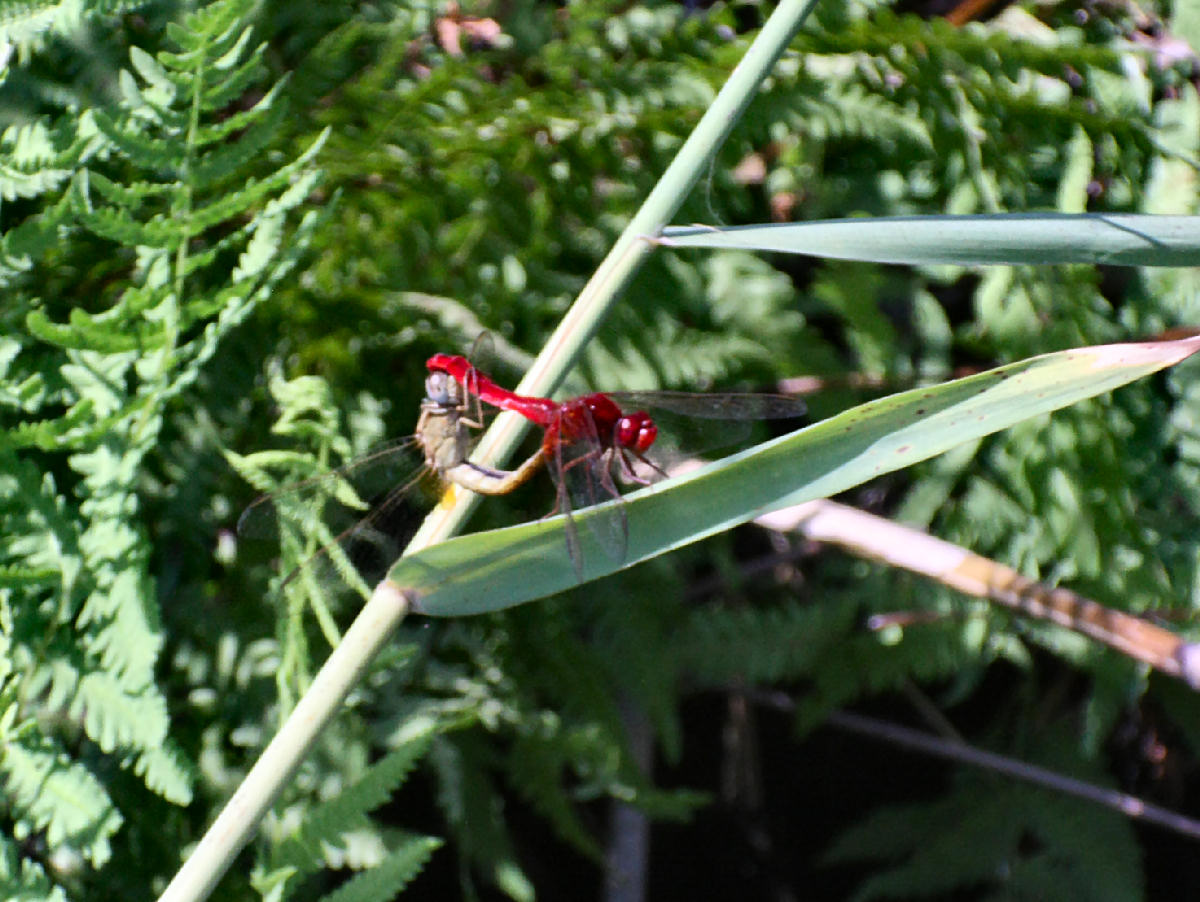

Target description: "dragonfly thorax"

left=417, top=375, right=475, bottom=474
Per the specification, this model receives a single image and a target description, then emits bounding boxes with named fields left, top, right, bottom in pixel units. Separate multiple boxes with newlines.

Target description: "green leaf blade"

left=660, top=214, right=1200, bottom=266
left=392, top=335, right=1200, bottom=616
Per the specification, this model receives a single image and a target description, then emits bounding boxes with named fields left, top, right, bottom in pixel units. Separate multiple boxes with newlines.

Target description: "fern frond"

left=7, top=398, right=101, bottom=450
left=195, top=47, right=268, bottom=112
left=89, top=109, right=189, bottom=176
left=201, top=88, right=290, bottom=153
left=261, top=724, right=437, bottom=897
left=0, top=561, right=57, bottom=585
left=76, top=568, right=162, bottom=679
left=162, top=0, right=253, bottom=56
left=835, top=792, right=1026, bottom=900
left=71, top=671, right=168, bottom=753
left=317, top=834, right=442, bottom=902
left=429, top=732, right=531, bottom=897
left=0, top=0, right=69, bottom=53
left=1, top=734, right=123, bottom=867
left=278, top=725, right=436, bottom=869
left=163, top=204, right=328, bottom=399
left=0, top=208, right=71, bottom=286
left=25, top=307, right=150, bottom=352
left=0, top=836, right=68, bottom=902
left=826, top=768, right=1142, bottom=902
left=74, top=201, right=181, bottom=248
left=0, top=371, right=46, bottom=413
left=0, top=339, right=44, bottom=413
left=0, top=120, right=79, bottom=201
left=794, top=618, right=994, bottom=734
left=0, top=455, right=83, bottom=595
left=810, top=10, right=1125, bottom=76
left=122, top=46, right=177, bottom=108
left=1024, top=789, right=1142, bottom=902
left=36, top=655, right=81, bottom=714
left=679, top=598, right=859, bottom=686
left=506, top=730, right=602, bottom=858
left=133, top=739, right=194, bottom=805
left=84, top=169, right=176, bottom=206
left=188, top=83, right=288, bottom=185
left=190, top=131, right=327, bottom=231
left=761, top=79, right=933, bottom=149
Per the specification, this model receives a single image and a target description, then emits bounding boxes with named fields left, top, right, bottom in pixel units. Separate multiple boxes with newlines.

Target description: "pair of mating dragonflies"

left=241, top=351, right=807, bottom=582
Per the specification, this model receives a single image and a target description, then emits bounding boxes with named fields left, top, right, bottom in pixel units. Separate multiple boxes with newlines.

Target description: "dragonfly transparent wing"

left=542, top=412, right=630, bottom=578
left=604, top=390, right=807, bottom=463
left=237, top=437, right=442, bottom=594
left=604, top=391, right=807, bottom=421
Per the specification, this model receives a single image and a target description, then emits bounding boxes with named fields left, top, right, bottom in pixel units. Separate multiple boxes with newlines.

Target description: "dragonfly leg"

left=617, top=449, right=667, bottom=485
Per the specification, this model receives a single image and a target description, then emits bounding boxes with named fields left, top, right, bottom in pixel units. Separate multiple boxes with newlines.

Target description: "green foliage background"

left=3, top=0, right=1200, bottom=899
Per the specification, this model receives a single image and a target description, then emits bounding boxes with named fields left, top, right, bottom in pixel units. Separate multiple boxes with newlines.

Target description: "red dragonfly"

left=426, top=353, right=807, bottom=574
left=238, top=364, right=541, bottom=594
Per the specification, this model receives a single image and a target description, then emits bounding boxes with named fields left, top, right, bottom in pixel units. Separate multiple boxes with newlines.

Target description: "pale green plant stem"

left=157, top=2, right=819, bottom=899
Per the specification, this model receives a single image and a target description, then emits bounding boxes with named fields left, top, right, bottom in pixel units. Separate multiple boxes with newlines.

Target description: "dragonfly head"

left=615, top=411, right=656, bottom=454
left=425, top=371, right=463, bottom=407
